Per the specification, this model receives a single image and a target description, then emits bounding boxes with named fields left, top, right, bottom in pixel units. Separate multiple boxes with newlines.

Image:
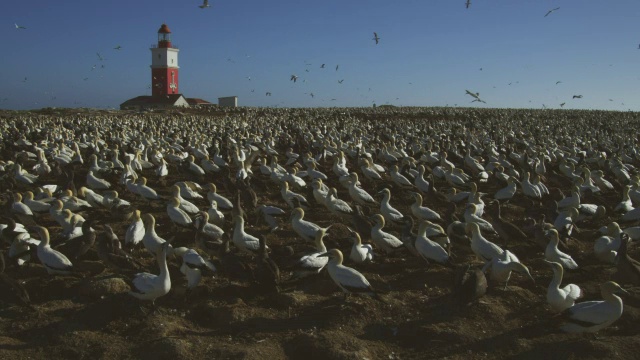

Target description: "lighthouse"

left=119, top=24, right=216, bottom=110
left=151, top=24, right=179, bottom=96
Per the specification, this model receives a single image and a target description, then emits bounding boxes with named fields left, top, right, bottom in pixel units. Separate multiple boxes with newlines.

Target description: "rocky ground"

left=0, top=107, right=639, bottom=359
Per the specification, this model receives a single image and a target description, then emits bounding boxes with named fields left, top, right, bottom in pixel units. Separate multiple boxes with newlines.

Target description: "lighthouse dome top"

left=158, top=24, right=172, bottom=34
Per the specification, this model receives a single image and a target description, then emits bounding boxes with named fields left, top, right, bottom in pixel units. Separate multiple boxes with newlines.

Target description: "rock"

left=79, top=277, right=130, bottom=298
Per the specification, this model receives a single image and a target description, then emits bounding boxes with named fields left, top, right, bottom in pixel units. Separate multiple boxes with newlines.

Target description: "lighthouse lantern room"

left=151, top=24, right=179, bottom=96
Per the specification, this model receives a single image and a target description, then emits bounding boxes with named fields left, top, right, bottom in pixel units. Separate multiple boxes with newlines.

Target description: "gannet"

left=410, top=192, right=441, bottom=222
left=325, top=187, right=353, bottom=217
left=594, top=222, right=622, bottom=263
left=86, top=170, right=111, bottom=190
left=141, top=214, right=172, bottom=255
left=128, top=242, right=171, bottom=303
left=170, top=185, right=199, bottom=214
left=194, top=211, right=224, bottom=242
left=281, top=182, right=310, bottom=209
left=21, top=191, right=50, bottom=213
left=347, top=173, right=376, bottom=205
left=167, top=197, right=193, bottom=227
left=207, top=183, right=233, bottom=210
left=520, top=172, right=542, bottom=200
left=544, top=260, right=582, bottom=313
left=256, top=235, right=280, bottom=292
left=466, top=223, right=516, bottom=262
left=311, top=179, right=329, bottom=206
left=378, top=188, right=405, bottom=225
left=464, top=204, right=495, bottom=234
left=173, top=247, right=215, bottom=289
left=291, top=207, right=330, bottom=242
left=414, top=220, right=451, bottom=266
left=494, top=177, right=517, bottom=201
left=370, top=214, right=404, bottom=253
left=615, top=185, right=634, bottom=213
left=176, top=181, right=203, bottom=200
left=319, top=249, right=378, bottom=300
left=125, top=210, right=145, bottom=249
left=290, top=228, right=329, bottom=279
left=560, top=281, right=627, bottom=333
left=31, top=226, right=73, bottom=275
left=59, top=189, right=92, bottom=212
left=390, top=165, right=413, bottom=188
left=14, top=164, right=38, bottom=184
left=78, top=187, right=104, bottom=207
left=545, top=229, right=578, bottom=270
left=349, top=229, right=373, bottom=264
left=482, top=250, right=534, bottom=289
left=231, top=214, right=261, bottom=255
left=11, top=193, right=33, bottom=216
left=207, top=200, right=225, bottom=227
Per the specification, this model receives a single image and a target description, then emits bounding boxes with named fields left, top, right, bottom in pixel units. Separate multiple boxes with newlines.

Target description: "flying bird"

left=266, top=92, right=271, bottom=96
left=465, top=89, right=486, bottom=103
left=15, top=23, right=26, bottom=30
left=114, top=45, right=122, bottom=50
left=465, top=0, right=471, bottom=9
left=97, top=52, right=104, bottom=61
left=373, top=32, right=380, bottom=44
left=290, top=75, right=298, bottom=83
left=555, top=81, right=562, bottom=85
left=545, top=7, right=560, bottom=17
left=560, top=102, right=566, bottom=107
left=338, top=79, right=344, bottom=84
left=320, top=64, right=325, bottom=68
left=572, top=95, right=583, bottom=99
left=336, top=64, right=339, bottom=71
left=199, top=0, right=211, bottom=9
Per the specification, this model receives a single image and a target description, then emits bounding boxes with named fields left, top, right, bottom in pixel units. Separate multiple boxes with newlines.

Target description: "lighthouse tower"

left=150, top=24, right=179, bottom=96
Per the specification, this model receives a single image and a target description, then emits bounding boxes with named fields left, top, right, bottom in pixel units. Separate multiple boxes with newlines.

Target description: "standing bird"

left=128, top=242, right=171, bottom=304
left=544, top=260, right=582, bottom=313
left=349, top=228, right=374, bottom=264
left=290, top=228, right=329, bottom=279
left=319, top=249, right=378, bottom=300
left=125, top=210, right=145, bottom=249
left=545, top=229, right=578, bottom=270
left=31, top=226, right=73, bottom=275
left=614, top=233, right=640, bottom=285
left=173, top=247, right=215, bottom=289
left=370, top=214, right=404, bottom=253
left=255, top=235, right=280, bottom=292
left=560, top=281, right=627, bottom=333
left=372, top=32, right=380, bottom=44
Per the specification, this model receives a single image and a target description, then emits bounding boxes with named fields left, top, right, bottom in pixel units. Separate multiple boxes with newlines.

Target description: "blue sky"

left=2, top=0, right=639, bottom=110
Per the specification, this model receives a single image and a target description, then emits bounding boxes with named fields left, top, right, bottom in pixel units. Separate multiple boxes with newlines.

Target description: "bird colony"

left=0, top=106, right=639, bottom=358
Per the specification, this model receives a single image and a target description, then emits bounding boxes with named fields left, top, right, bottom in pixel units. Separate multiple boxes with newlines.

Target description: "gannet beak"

left=617, top=287, right=630, bottom=296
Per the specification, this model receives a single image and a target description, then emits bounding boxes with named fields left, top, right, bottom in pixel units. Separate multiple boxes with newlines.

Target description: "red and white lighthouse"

left=150, top=24, right=179, bottom=96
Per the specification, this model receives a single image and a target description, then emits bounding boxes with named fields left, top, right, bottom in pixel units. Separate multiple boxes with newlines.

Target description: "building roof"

left=186, top=98, right=213, bottom=105
left=158, top=24, right=171, bottom=34
left=120, top=94, right=185, bottom=107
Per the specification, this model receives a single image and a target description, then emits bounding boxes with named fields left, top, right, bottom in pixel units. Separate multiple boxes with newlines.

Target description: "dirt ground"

left=0, top=108, right=639, bottom=360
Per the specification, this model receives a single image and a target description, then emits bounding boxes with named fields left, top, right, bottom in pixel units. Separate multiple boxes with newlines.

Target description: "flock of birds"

left=0, top=107, right=638, bottom=337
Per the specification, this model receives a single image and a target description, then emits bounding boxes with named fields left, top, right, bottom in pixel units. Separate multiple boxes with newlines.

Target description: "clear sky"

left=2, top=0, right=639, bottom=110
